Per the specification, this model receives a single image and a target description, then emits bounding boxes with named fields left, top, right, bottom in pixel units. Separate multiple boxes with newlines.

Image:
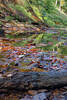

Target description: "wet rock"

left=27, top=90, right=37, bottom=96
left=21, top=92, right=46, bottom=100
left=32, top=92, right=46, bottom=100
left=6, top=73, right=13, bottom=78
left=38, top=89, right=48, bottom=93
left=63, top=86, right=67, bottom=89
left=57, top=95, right=65, bottom=100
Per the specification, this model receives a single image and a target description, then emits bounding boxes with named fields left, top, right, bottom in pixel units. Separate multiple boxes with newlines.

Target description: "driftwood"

left=0, top=69, right=67, bottom=91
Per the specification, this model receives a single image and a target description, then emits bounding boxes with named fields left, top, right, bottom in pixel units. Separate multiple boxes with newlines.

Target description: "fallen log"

left=0, top=69, right=67, bottom=90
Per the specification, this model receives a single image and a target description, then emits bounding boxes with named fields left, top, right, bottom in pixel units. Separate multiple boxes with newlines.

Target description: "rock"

left=63, top=86, right=67, bottom=89
left=27, top=90, right=37, bottom=96
left=33, top=92, right=46, bottom=100
left=6, top=73, right=13, bottom=78
left=38, top=89, right=48, bottom=93
left=21, top=92, right=46, bottom=100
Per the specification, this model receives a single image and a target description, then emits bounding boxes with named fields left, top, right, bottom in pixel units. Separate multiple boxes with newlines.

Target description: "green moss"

left=0, top=21, right=3, bottom=25
left=5, top=16, right=14, bottom=21
left=33, top=34, right=44, bottom=44
left=5, top=34, right=14, bottom=39
left=60, top=46, right=67, bottom=54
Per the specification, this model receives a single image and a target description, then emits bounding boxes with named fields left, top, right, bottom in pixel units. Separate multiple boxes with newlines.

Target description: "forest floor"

left=0, top=5, right=67, bottom=98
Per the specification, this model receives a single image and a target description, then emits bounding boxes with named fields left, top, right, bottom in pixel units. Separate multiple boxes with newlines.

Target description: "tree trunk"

left=0, top=70, right=67, bottom=91
left=55, top=0, right=57, bottom=6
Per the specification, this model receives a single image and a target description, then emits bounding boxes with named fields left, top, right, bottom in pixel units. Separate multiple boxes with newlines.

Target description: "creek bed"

left=0, top=86, right=67, bottom=100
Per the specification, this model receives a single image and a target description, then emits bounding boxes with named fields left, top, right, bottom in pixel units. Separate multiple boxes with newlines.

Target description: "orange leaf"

left=30, top=48, right=38, bottom=52
left=32, top=15, right=41, bottom=21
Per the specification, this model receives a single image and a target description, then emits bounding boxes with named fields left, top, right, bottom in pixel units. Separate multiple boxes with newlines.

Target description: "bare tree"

left=55, top=0, right=58, bottom=6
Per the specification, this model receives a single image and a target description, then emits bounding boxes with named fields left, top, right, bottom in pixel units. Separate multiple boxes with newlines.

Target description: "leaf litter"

left=0, top=37, right=67, bottom=76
